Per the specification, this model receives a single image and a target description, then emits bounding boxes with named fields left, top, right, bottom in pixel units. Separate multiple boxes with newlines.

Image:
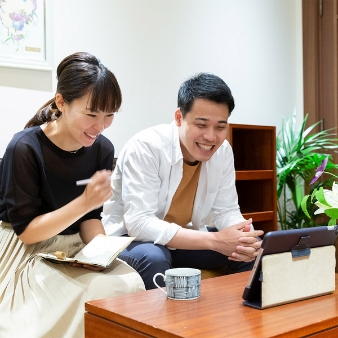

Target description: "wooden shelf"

left=236, top=170, right=274, bottom=180
left=242, top=211, right=275, bottom=222
left=227, top=124, right=277, bottom=233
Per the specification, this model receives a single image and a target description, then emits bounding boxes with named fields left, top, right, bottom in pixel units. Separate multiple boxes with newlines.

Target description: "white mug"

left=153, top=268, right=201, bottom=300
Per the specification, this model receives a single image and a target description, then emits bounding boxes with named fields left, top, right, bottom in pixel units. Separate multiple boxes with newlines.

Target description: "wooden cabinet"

left=227, top=124, right=277, bottom=235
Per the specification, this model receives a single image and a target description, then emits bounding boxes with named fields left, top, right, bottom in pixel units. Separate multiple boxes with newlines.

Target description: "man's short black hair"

left=177, top=73, right=235, bottom=117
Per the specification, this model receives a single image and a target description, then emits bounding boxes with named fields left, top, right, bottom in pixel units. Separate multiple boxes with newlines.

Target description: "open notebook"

left=38, top=235, right=134, bottom=268
left=242, top=225, right=338, bottom=309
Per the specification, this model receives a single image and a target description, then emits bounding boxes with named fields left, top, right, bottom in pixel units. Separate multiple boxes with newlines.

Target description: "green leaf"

left=328, top=218, right=337, bottom=226
left=301, top=195, right=311, bottom=218
left=324, top=208, right=338, bottom=219
left=276, top=112, right=338, bottom=230
left=315, top=187, right=331, bottom=207
left=310, top=187, right=318, bottom=202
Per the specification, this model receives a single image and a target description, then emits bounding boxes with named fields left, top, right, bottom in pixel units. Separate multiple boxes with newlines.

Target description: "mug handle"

left=153, top=273, right=167, bottom=296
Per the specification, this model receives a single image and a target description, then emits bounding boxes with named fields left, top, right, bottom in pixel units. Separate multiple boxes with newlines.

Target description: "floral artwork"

left=0, top=0, right=49, bottom=68
left=0, top=0, right=38, bottom=44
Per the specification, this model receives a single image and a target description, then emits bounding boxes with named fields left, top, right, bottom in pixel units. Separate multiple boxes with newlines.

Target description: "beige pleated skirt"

left=0, top=222, right=145, bottom=338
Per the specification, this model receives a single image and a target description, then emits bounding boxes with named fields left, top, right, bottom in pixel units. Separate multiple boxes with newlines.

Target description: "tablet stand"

left=243, top=244, right=336, bottom=309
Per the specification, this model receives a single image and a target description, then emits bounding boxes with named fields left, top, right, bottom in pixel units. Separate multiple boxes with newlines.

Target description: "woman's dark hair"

left=177, top=72, right=235, bottom=117
left=25, top=52, right=122, bottom=128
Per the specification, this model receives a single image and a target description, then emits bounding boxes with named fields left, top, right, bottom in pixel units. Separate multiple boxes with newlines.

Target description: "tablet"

left=242, top=225, right=338, bottom=305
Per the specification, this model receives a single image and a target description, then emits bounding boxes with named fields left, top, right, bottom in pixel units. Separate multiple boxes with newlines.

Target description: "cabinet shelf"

left=241, top=211, right=275, bottom=222
left=236, top=170, right=274, bottom=180
left=227, top=124, right=277, bottom=234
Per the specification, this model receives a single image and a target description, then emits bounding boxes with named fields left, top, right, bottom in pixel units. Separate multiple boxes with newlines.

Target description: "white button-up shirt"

left=102, top=122, right=245, bottom=245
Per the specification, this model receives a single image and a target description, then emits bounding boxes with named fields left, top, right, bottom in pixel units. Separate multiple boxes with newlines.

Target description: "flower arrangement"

left=301, top=156, right=338, bottom=226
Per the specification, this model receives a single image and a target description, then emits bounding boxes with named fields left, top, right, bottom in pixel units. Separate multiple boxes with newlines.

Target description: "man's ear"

left=174, top=108, right=183, bottom=126
left=55, top=93, right=65, bottom=111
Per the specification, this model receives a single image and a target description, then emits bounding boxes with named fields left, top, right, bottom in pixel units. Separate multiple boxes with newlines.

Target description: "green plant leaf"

left=328, top=218, right=337, bottom=226
left=276, top=112, right=338, bottom=230
left=324, top=208, right=338, bottom=219
left=310, top=187, right=318, bottom=202
left=301, top=195, right=311, bottom=218
left=315, top=187, right=331, bottom=207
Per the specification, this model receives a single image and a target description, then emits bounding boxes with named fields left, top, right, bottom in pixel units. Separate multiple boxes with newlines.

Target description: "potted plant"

left=276, top=113, right=338, bottom=230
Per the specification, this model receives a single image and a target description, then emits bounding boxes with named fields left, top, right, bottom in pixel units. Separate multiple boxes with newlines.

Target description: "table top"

left=85, top=272, right=338, bottom=338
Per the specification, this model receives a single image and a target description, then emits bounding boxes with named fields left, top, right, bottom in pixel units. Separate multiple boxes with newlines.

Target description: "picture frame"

left=0, top=0, right=53, bottom=71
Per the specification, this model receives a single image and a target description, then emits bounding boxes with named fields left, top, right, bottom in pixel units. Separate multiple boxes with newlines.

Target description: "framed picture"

left=0, top=0, right=53, bottom=71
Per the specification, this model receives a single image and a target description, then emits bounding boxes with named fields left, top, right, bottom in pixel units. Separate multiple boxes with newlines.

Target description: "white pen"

left=76, top=176, right=112, bottom=186
left=76, top=178, right=92, bottom=186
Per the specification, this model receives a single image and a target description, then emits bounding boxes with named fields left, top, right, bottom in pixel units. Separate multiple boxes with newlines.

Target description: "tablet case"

left=242, top=226, right=338, bottom=309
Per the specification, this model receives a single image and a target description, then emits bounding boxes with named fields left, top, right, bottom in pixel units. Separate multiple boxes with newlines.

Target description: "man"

left=102, top=73, right=263, bottom=289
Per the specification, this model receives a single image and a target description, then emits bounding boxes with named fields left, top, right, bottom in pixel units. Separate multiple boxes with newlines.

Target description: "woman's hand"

left=82, top=170, right=113, bottom=210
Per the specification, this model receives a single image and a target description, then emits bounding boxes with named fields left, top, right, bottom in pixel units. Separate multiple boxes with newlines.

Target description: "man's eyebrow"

left=194, top=118, right=227, bottom=123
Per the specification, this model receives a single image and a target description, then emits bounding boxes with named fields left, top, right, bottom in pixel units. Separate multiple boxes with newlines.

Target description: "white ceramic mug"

left=153, top=268, right=201, bottom=300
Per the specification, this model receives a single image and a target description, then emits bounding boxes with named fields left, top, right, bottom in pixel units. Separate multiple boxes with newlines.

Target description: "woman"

left=0, top=52, right=145, bottom=338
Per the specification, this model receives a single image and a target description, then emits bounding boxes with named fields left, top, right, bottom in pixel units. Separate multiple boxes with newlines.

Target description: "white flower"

left=314, top=182, right=338, bottom=214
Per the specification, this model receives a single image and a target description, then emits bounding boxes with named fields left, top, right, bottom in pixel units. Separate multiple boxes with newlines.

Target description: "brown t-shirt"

left=164, top=161, right=201, bottom=227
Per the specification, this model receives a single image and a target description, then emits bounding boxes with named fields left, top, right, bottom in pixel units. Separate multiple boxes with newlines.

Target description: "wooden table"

left=85, top=272, right=338, bottom=338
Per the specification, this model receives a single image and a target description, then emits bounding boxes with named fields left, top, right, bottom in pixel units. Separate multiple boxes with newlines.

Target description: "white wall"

left=0, top=0, right=303, bottom=157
